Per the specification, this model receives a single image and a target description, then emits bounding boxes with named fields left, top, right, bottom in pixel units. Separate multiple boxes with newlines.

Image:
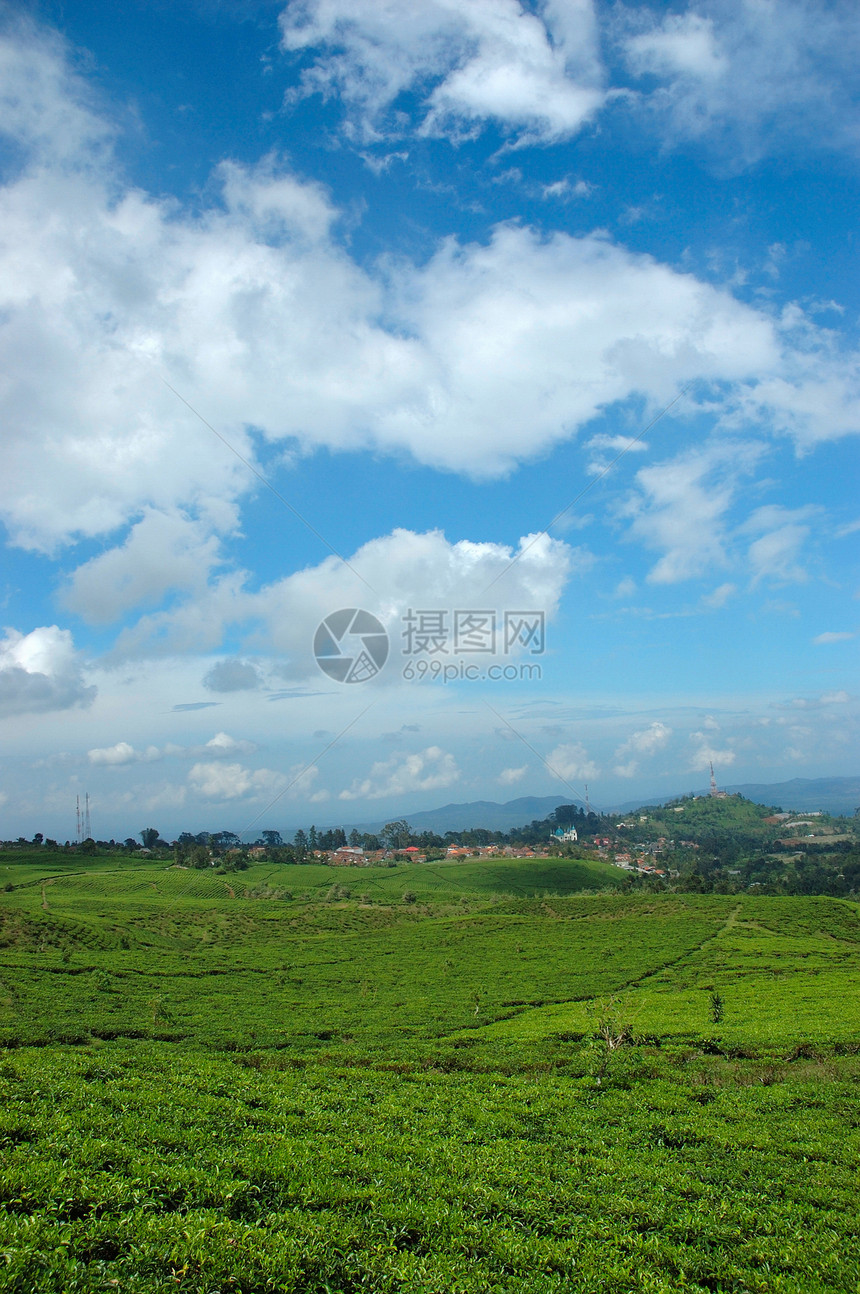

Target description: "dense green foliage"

left=1, top=853, right=859, bottom=1291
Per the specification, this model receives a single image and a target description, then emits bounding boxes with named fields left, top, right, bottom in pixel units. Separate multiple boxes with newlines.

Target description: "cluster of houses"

left=317, top=843, right=544, bottom=866
left=592, top=832, right=683, bottom=879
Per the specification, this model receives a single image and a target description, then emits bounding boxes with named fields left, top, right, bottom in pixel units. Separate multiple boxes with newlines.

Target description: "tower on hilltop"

left=708, top=762, right=727, bottom=799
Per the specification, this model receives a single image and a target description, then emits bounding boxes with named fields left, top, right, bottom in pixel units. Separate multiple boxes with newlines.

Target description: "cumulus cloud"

left=88, top=732, right=256, bottom=766
left=197, top=732, right=257, bottom=757
left=108, top=526, right=577, bottom=667
left=619, top=0, right=860, bottom=162
left=546, top=742, right=599, bottom=784
left=187, top=761, right=286, bottom=801
left=280, top=0, right=605, bottom=145
left=339, top=746, right=460, bottom=800
left=612, top=720, right=672, bottom=777
left=0, top=626, right=95, bottom=718
left=63, top=510, right=228, bottom=625
left=0, top=19, right=857, bottom=575
left=498, top=765, right=528, bottom=785
left=689, top=733, right=735, bottom=772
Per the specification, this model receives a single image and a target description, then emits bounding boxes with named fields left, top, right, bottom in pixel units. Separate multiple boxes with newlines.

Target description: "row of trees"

left=5, top=805, right=611, bottom=860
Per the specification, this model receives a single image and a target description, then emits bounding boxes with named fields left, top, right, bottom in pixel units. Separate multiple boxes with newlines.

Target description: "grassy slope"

left=0, top=857, right=859, bottom=1292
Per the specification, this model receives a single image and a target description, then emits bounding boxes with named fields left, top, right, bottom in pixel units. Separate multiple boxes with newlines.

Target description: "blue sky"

left=0, top=0, right=858, bottom=841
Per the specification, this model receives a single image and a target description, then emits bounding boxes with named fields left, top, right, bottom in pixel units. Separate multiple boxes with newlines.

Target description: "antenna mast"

left=84, top=792, right=91, bottom=840
left=709, top=761, right=718, bottom=797
left=585, top=784, right=591, bottom=815
left=76, top=795, right=81, bottom=844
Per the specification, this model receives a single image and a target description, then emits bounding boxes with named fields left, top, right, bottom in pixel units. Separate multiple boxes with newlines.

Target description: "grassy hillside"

left=0, top=856, right=858, bottom=1291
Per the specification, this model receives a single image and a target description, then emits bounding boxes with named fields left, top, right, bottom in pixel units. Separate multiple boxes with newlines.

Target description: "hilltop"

left=612, top=775, right=860, bottom=817
left=320, top=777, right=860, bottom=838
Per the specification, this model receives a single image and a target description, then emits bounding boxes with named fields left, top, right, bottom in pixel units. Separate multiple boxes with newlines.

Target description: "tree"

left=261, top=830, right=282, bottom=848
left=349, top=829, right=361, bottom=847
left=33, top=833, right=43, bottom=846
left=211, top=831, right=240, bottom=850
left=140, top=827, right=160, bottom=850
left=382, top=820, right=412, bottom=850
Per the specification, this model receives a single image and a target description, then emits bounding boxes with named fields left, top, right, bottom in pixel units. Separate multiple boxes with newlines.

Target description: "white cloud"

left=63, top=510, right=228, bottom=625
left=0, top=20, right=857, bottom=573
left=813, top=631, right=854, bottom=644
left=586, top=431, right=650, bottom=474
left=498, top=765, right=527, bottom=784
left=280, top=0, right=605, bottom=145
left=546, top=742, right=599, bottom=784
left=689, top=733, right=735, bottom=772
left=108, top=526, right=577, bottom=666
left=200, top=732, right=257, bottom=757
left=742, top=504, right=817, bottom=585
left=0, top=626, right=95, bottom=718
left=619, top=0, right=860, bottom=163
left=187, top=761, right=286, bottom=801
left=620, top=720, right=672, bottom=757
left=621, top=440, right=763, bottom=584
left=612, top=720, right=672, bottom=777
left=614, top=576, right=636, bottom=598
left=541, top=177, right=594, bottom=200
left=88, top=741, right=160, bottom=766
left=87, top=732, right=256, bottom=766
left=339, top=746, right=460, bottom=800
left=625, top=449, right=830, bottom=587
left=702, top=582, right=736, bottom=608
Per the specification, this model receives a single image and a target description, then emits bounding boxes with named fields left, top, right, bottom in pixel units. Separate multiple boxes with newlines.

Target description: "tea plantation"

left=0, top=854, right=858, bottom=1292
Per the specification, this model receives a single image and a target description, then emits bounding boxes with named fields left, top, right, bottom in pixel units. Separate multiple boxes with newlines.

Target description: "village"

left=233, top=824, right=681, bottom=880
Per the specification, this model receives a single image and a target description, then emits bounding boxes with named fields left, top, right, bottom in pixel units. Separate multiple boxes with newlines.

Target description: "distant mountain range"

left=723, top=777, right=859, bottom=815
left=331, top=777, right=859, bottom=836
left=350, top=795, right=579, bottom=837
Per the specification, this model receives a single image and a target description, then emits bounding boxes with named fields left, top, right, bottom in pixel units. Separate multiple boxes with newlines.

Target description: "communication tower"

left=84, top=792, right=91, bottom=840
